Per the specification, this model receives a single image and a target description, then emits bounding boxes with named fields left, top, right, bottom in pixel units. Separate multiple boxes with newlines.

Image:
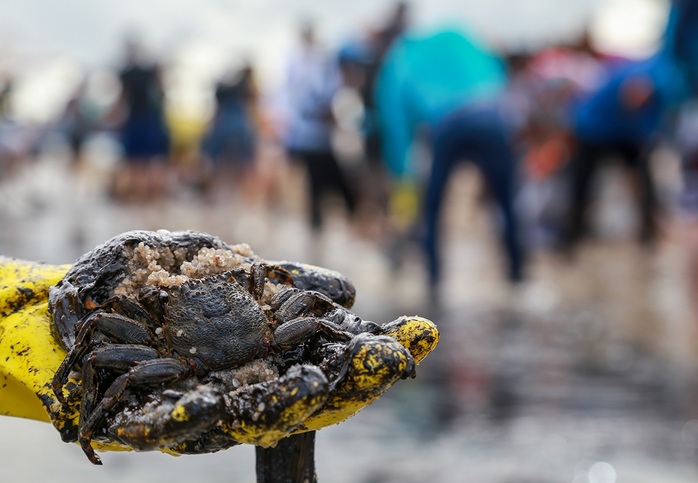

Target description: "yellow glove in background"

left=388, top=178, right=421, bottom=229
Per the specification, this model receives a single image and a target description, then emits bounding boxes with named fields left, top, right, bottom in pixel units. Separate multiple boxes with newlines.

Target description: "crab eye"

left=159, top=290, right=169, bottom=304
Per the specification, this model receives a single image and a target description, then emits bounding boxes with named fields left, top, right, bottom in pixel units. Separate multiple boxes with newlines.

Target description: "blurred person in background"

left=0, top=73, right=44, bottom=179
left=108, top=35, right=170, bottom=203
left=0, top=74, right=11, bottom=120
left=664, top=0, right=698, bottom=343
left=58, top=77, right=99, bottom=170
left=562, top=58, right=663, bottom=254
left=375, top=27, right=525, bottom=304
left=280, top=21, right=356, bottom=235
left=200, top=62, right=259, bottom=202
left=508, top=30, right=604, bottom=250
left=557, top=14, right=696, bottom=256
left=0, top=73, right=16, bottom=177
left=355, top=1, right=411, bottom=226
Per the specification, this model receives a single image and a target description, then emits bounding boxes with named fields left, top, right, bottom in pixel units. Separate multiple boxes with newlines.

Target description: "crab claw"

left=298, top=331, right=420, bottom=432
left=108, top=385, right=227, bottom=451
left=106, top=364, right=329, bottom=455
left=217, top=364, right=329, bottom=447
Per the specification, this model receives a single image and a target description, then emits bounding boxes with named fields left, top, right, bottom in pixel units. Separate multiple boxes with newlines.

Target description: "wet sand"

left=1, top=153, right=697, bottom=482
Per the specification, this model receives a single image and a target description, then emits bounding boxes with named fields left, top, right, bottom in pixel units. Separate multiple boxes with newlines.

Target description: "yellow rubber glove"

left=0, top=257, right=70, bottom=422
left=389, top=178, right=421, bottom=229
left=0, top=255, right=439, bottom=461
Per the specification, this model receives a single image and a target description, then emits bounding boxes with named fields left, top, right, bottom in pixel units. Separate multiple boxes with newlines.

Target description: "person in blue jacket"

left=565, top=57, right=663, bottom=249
left=565, top=0, right=698, bottom=251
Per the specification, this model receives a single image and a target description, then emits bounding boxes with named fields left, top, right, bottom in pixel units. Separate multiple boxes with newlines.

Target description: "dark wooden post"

left=255, top=431, right=318, bottom=483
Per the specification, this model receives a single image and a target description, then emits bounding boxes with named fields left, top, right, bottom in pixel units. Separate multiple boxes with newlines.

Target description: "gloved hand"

left=0, top=253, right=438, bottom=463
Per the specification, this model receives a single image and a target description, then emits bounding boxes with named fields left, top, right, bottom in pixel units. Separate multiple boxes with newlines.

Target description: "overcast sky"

left=0, top=0, right=669, bottom=121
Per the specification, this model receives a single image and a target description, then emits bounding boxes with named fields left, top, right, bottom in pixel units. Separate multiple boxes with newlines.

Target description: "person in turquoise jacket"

left=375, top=27, right=525, bottom=297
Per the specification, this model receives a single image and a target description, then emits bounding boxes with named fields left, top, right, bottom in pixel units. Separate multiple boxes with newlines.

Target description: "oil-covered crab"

left=53, top=265, right=362, bottom=463
left=47, top=230, right=412, bottom=464
left=49, top=230, right=361, bottom=351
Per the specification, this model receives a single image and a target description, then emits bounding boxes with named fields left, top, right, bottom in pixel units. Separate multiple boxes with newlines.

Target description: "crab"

left=49, top=230, right=361, bottom=351
left=51, top=261, right=377, bottom=464
left=47, top=230, right=406, bottom=465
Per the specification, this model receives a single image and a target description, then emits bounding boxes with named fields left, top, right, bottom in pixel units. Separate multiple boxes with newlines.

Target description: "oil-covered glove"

left=0, top=232, right=439, bottom=465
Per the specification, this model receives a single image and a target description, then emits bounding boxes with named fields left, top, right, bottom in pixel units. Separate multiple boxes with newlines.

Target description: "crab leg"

left=79, top=358, right=190, bottom=464
left=52, top=311, right=156, bottom=402
left=80, top=345, right=160, bottom=433
left=270, top=288, right=336, bottom=323
left=101, top=293, right=162, bottom=327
